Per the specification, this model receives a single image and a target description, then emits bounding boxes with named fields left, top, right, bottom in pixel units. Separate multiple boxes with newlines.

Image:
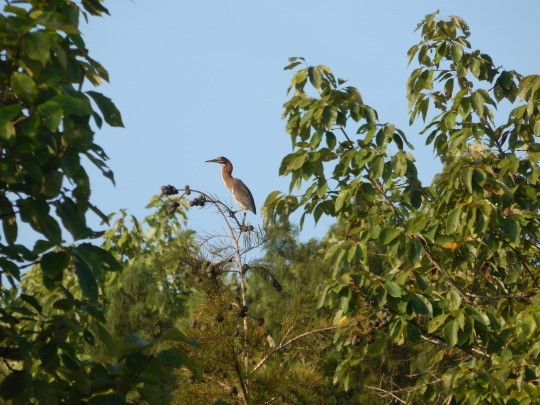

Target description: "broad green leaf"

left=41, top=251, right=70, bottom=279
left=406, top=213, right=428, bottom=234
left=464, top=307, right=490, bottom=326
left=42, top=170, right=63, bottom=198
left=74, top=257, right=99, bottom=303
left=380, top=227, right=401, bottom=245
left=446, top=289, right=462, bottom=311
left=20, top=294, right=43, bottom=314
left=428, top=314, right=450, bottom=334
left=86, top=91, right=124, bottom=127
left=384, top=281, right=402, bottom=298
left=410, top=294, right=432, bottom=316
left=53, top=94, right=92, bottom=116
left=461, top=167, right=473, bottom=194
left=443, top=319, right=458, bottom=347
left=450, top=43, right=463, bottom=63
left=35, top=11, right=79, bottom=34
left=11, top=72, right=38, bottom=101
left=471, top=91, right=484, bottom=117
left=308, top=66, right=322, bottom=89
left=37, top=101, right=63, bottom=132
left=334, top=189, right=350, bottom=212
left=326, top=131, right=337, bottom=149
left=0, top=120, right=16, bottom=142
left=24, top=31, right=51, bottom=62
left=55, top=198, right=90, bottom=240
left=446, top=207, right=461, bottom=234
left=0, top=194, right=17, bottom=244
left=370, top=155, right=385, bottom=179
left=0, top=371, right=27, bottom=400
left=470, top=59, right=481, bottom=78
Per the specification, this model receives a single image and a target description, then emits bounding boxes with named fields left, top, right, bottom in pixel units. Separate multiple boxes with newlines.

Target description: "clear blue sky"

left=82, top=1, right=540, bottom=240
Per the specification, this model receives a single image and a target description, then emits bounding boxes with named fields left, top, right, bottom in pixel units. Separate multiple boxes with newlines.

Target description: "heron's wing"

left=232, top=180, right=256, bottom=214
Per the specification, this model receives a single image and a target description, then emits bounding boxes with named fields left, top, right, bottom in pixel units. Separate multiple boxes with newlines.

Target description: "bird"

left=205, top=157, right=256, bottom=222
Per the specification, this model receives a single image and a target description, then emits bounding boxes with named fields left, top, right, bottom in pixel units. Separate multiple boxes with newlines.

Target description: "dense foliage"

left=265, top=12, right=540, bottom=404
left=0, top=2, right=193, bottom=403
left=1, top=3, right=538, bottom=404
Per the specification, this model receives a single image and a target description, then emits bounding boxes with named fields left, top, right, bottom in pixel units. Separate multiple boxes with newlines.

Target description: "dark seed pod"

left=257, top=317, right=265, bottom=326
left=161, top=185, right=179, bottom=196
left=166, top=201, right=180, bottom=215
left=248, top=225, right=254, bottom=231
left=230, top=386, right=238, bottom=396
left=352, top=334, right=362, bottom=346
left=272, top=280, right=282, bottom=292
left=196, top=276, right=203, bottom=283
left=215, top=313, right=224, bottom=323
left=241, top=305, right=248, bottom=313
left=189, top=200, right=195, bottom=207
left=237, top=311, right=246, bottom=318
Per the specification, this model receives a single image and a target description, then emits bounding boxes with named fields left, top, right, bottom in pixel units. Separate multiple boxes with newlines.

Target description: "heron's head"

left=205, top=156, right=230, bottom=165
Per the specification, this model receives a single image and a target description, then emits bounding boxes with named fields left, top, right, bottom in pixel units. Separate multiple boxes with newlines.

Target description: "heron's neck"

left=221, top=163, right=234, bottom=187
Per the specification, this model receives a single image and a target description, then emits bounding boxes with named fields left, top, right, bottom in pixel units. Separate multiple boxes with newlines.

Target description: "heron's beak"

left=205, top=158, right=220, bottom=163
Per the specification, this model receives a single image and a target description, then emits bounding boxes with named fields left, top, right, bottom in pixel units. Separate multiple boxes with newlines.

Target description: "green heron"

left=205, top=157, right=256, bottom=219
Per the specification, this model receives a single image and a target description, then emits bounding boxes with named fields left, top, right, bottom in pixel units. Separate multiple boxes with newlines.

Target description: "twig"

left=252, top=325, right=339, bottom=372
left=364, top=385, right=407, bottom=404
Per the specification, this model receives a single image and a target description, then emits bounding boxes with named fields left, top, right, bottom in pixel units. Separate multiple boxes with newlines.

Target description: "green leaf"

left=465, top=307, right=490, bottom=326
left=56, top=198, right=91, bottom=240
left=35, top=11, right=79, bottom=34
left=406, top=213, right=428, bottom=234
left=53, top=94, right=92, bottom=116
left=446, top=207, right=461, bottom=234
left=42, top=170, right=63, bottom=198
left=86, top=91, right=124, bottom=127
left=308, top=66, right=322, bottom=89
left=384, top=281, right=402, bottom=298
left=0, top=194, right=17, bottom=244
left=461, top=167, right=473, bottom=194
left=11, top=72, right=38, bottom=101
left=370, top=155, right=385, bottom=179
left=0, top=371, right=26, bottom=400
left=74, top=243, right=121, bottom=273
left=450, top=43, right=463, bottom=63
left=334, top=189, right=350, bottom=212
left=471, top=91, right=484, bottom=117
left=41, top=251, right=70, bottom=279
left=470, top=59, right=481, bottom=78
left=408, top=238, right=424, bottom=266
left=37, top=101, right=63, bottom=132
left=446, top=289, right=462, bottom=311
left=74, top=257, right=99, bottom=303
left=443, top=319, right=458, bottom=347
left=24, top=31, right=51, bottom=63
left=0, top=120, right=16, bottom=142
left=322, top=107, right=337, bottom=130
left=326, top=131, right=337, bottom=149
left=428, top=314, right=450, bottom=334
left=380, top=227, right=401, bottom=245
left=20, top=294, right=43, bottom=314
left=410, top=294, right=432, bottom=316
left=406, top=322, right=422, bottom=343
